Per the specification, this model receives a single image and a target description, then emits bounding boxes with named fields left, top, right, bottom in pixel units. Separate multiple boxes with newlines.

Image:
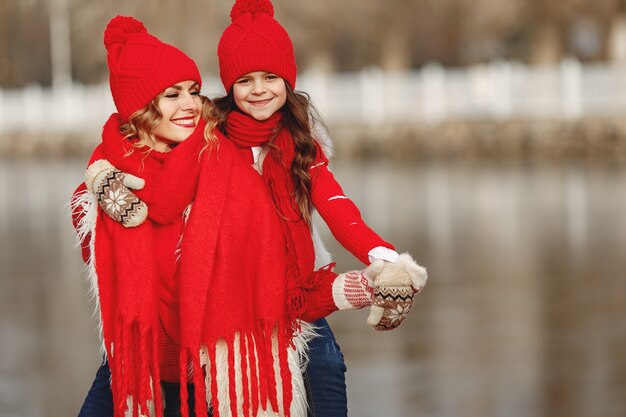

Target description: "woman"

left=73, top=15, right=388, bottom=417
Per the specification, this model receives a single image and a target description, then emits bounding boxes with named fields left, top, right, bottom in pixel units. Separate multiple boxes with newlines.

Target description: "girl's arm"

left=83, top=127, right=208, bottom=226
left=135, top=127, right=207, bottom=224
left=310, top=158, right=396, bottom=265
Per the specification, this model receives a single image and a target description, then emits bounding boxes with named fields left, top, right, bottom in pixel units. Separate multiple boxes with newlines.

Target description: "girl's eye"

left=265, top=74, right=279, bottom=81
left=190, top=90, right=200, bottom=96
left=236, top=78, right=251, bottom=84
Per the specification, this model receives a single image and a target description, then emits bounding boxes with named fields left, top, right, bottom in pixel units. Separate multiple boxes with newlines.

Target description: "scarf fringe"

left=110, top=320, right=162, bottom=417
left=178, top=320, right=315, bottom=417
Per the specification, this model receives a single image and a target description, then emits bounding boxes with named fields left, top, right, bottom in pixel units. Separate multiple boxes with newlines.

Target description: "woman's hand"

left=331, top=261, right=385, bottom=310
left=85, top=159, right=148, bottom=227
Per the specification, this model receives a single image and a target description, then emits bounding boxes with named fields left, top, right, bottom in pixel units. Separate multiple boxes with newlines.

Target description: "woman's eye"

left=164, top=92, right=179, bottom=98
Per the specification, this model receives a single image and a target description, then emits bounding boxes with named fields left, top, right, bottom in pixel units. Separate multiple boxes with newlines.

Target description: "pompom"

left=230, top=0, right=274, bottom=21
left=104, top=15, right=147, bottom=50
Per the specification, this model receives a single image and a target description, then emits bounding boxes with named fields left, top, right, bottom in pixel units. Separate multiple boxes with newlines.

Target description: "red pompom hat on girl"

left=104, top=15, right=202, bottom=121
left=217, top=0, right=297, bottom=92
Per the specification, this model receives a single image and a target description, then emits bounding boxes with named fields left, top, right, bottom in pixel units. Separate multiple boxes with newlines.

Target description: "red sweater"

left=72, top=145, right=384, bottom=326
left=234, top=146, right=395, bottom=322
left=311, top=162, right=393, bottom=264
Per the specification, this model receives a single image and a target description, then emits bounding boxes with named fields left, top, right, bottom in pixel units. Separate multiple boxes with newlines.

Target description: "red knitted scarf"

left=174, top=127, right=296, bottom=417
left=94, top=114, right=295, bottom=417
left=94, top=114, right=206, bottom=417
left=226, top=110, right=329, bottom=324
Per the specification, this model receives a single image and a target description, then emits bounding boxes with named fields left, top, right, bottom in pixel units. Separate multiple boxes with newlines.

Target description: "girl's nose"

left=251, top=80, right=266, bottom=94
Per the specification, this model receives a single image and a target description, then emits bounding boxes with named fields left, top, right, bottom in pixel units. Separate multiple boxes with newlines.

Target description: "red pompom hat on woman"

left=104, top=15, right=202, bottom=120
left=217, top=0, right=297, bottom=92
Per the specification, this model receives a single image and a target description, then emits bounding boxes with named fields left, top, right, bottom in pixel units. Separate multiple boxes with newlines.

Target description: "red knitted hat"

left=217, top=0, right=296, bottom=92
left=104, top=15, right=202, bottom=121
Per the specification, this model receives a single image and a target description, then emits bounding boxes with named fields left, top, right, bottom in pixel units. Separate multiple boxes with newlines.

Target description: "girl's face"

left=232, top=71, right=287, bottom=121
left=152, top=80, right=202, bottom=151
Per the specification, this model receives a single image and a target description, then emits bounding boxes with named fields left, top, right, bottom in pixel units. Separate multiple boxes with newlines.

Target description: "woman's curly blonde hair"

left=120, top=94, right=219, bottom=153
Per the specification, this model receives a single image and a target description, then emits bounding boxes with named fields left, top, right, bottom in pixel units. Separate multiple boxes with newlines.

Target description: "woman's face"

left=232, top=71, right=287, bottom=121
left=152, top=80, right=202, bottom=151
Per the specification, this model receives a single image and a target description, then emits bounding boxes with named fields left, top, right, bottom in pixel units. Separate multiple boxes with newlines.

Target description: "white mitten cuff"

left=85, top=159, right=115, bottom=193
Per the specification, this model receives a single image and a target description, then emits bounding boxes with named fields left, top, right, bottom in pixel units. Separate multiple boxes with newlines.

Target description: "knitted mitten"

left=332, top=261, right=385, bottom=310
left=85, top=159, right=148, bottom=227
left=367, top=253, right=427, bottom=331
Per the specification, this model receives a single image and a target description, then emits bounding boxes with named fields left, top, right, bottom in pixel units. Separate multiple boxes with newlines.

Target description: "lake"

left=1, top=157, right=624, bottom=417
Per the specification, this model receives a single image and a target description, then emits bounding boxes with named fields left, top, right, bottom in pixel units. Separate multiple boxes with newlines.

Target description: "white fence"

left=2, top=58, right=626, bottom=134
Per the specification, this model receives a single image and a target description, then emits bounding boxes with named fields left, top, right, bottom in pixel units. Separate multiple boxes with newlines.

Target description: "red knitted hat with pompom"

left=104, top=15, right=202, bottom=121
left=217, top=0, right=296, bottom=92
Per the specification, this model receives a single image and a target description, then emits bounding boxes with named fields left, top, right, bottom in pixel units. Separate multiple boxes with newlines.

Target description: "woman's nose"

left=181, top=93, right=200, bottom=111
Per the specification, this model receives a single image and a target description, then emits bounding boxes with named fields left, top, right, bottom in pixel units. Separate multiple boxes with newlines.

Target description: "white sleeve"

left=368, top=246, right=400, bottom=263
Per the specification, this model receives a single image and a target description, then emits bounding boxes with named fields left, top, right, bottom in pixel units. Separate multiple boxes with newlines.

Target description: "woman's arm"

left=297, top=262, right=384, bottom=323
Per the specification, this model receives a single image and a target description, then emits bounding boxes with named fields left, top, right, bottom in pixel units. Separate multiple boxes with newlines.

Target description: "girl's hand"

left=85, top=159, right=148, bottom=227
left=367, top=253, right=427, bottom=331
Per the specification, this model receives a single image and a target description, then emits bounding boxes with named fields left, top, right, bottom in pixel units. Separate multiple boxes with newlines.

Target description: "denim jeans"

left=303, top=318, right=348, bottom=417
left=77, top=358, right=113, bottom=417
left=78, top=319, right=347, bottom=417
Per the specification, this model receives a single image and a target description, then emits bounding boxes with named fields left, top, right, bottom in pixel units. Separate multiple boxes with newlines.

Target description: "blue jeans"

left=304, top=318, right=348, bottom=417
left=77, top=359, right=195, bottom=417
left=77, top=358, right=113, bottom=417
left=78, top=319, right=347, bottom=417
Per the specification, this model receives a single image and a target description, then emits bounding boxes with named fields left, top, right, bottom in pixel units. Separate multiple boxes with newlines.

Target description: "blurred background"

left=1, top=1, right=626, bottom=416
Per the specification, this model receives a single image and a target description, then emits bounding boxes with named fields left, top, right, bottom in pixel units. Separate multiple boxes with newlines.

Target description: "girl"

left=74, top=15, right=392, bottom=417
left=211, top=1, right=428, bottom=415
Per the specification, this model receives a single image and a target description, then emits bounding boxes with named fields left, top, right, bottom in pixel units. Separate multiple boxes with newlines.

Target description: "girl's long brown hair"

left=213, top=84, right=325, bottom=226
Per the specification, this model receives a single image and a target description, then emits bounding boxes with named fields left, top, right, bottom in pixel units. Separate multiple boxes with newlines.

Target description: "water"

left=1, top=157, right=625, bottom=417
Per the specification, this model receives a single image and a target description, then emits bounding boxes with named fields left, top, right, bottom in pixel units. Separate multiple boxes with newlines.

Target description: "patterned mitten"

left=367, top=253, right=427, bottom=331
left=332, top=261, right=385, bottom=310
left=85, top=159, right=148, bottom=227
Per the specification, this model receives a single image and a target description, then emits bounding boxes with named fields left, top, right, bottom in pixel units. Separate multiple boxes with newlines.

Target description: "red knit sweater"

left=311, top=162, right=393, bottom=264
left=71, top=146, right=377, bottom=332
left=234, top=146, right=395, bottom=322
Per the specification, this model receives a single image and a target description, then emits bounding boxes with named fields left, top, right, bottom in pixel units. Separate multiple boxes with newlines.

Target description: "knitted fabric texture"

left=226, top=110, right=395, bottom=266
left=174, top=129, right=300, bottom=417
left=104, top=15, right=201, bottom=121
left=218, top=0, right=296, bottom=92
left=226, top=111, right=331, bottom=321
left=82, top=114, right=303, bottom=417
left=90, top=113, right=207, bottom=417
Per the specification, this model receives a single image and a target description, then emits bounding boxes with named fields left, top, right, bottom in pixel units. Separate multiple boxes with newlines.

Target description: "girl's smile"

left=233, top=71, right=287, bottom=121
